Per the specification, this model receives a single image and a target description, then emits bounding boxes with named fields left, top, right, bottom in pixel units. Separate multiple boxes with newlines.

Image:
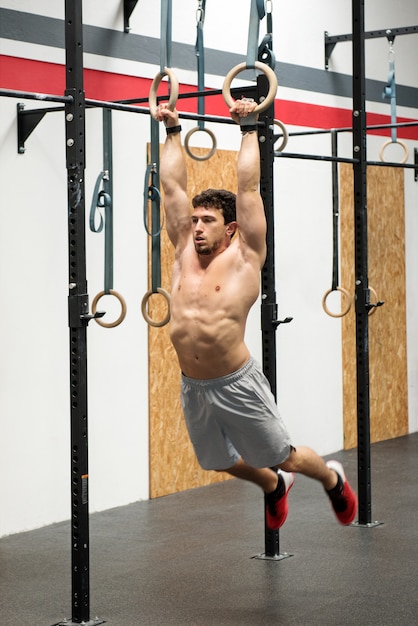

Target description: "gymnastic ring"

left=184, top=127, right=217, bottom=161
left=149, top=67, right=179, bottom=119
left=322, top=286, right=352, bottom=318
left=141, top=288, right=171, bottom=328
left=91, top=290, right=127, bottom=328
left=273, top=119, right=288, bottom=152
left=222, top=61, right=278, bottom=114
left=367, top=285, right=379, bottom=316
left=379, top=139, right=409, bottom=164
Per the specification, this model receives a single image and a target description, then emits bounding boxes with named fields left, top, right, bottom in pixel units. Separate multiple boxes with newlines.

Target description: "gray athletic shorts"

left=180, top=357, right=293, bottom=470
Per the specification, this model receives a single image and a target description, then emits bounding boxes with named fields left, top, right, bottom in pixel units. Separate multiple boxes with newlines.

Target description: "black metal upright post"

left=256, top=74, right=291, bottom=560
left=54, top=2, right=104, bottom=625
left=65, top=0, right=90, bottom=623
left=259, top=81, right=278, bottom=400
left=351, top=0, right=380, bottom=528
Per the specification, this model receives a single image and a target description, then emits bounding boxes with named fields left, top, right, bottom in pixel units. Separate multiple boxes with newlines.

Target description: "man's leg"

left=278, top=446, right=338, bottom=490
left=217, top=457, right=294, bottom=530
left=278, top=446, right=358, bottom=526
left=217, top=447, right=357, bottom=528
left=218, top=457, right=278, bottom=492
left=217, top=448, right=338, bottom=491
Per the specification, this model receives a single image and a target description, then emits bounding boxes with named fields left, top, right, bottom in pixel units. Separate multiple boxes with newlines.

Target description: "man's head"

left=192, top=189, right=236, bottom=225
left=191, top=189, right=237, bottom=256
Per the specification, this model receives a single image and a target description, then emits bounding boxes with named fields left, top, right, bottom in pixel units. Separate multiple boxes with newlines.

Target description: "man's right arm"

left=156, top=106, right=191, bottom=248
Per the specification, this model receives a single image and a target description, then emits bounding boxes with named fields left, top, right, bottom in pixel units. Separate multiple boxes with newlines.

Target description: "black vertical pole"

left=58, top=3, right=105, bottom=625
left=352, top=0, right=376, bottom=527
left=64, top=0, right=91, bottom=622
left=257, top=74, right=291, bottom=560
left=259, top=84, right=277, bottom=399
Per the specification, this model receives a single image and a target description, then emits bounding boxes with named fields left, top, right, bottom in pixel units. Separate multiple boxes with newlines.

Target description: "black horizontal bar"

left=286, top=120, right=418, bottom=138
left=366, top=160, right=418, bottom=169
left=85, top=97, right=235, bottom=124
left=177, top=111, right=235, bottom=125
left=7, top=88, right=417, bottom=141
left=119, top=87, right=224, bottom=105
left=118, top=85, right=253, bottom=105
left=325, top=24, right=418, bottom=44
left=0, top=87, right=73, bottom=103
left=18, top=105, right=64, bottom=115
left=274, top=151, right=417, bottom=169
left=13, top=98, right=418, bottom=136
left=85, top=98, right=149, bottom=113
left=275, top=151, right=358, bottom=164
left=324, top=25, right=418, bottom=69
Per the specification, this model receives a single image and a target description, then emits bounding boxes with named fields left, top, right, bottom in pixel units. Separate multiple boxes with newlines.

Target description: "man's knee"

left=277, top=445, right=298, bottom=472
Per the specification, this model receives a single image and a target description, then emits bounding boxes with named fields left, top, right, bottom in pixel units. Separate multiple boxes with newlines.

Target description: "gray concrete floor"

left=1, top=434, right=417, bottom=626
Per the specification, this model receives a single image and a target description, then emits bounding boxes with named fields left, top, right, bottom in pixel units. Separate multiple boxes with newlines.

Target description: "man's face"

left=191, top=207, right=230, bottom=256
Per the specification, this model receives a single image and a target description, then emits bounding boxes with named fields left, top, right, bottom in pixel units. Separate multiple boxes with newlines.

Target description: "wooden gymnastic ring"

left=184, top=127, right=217, bottom=161
left=141, top=288, right=171, bottom=327
left=222, top=61, right=278, bottom=114
left=322, top=286, right=352, bottom=318
left=379, top=139, right=409, bottom=164
left=91, top=290, right=127, bottom=328
left=273, top=119, right=288, bottom=152
left=149, top=67, right=179, bottom=119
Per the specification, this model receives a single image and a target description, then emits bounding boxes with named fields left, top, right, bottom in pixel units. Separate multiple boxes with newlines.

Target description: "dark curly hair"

left=192, top=189, right=236, bottom=225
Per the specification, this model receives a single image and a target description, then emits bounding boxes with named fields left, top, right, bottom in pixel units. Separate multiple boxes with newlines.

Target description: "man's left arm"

left=232, top=101, right=267, bottom=266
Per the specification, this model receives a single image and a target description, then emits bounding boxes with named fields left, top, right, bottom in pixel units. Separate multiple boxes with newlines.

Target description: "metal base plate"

left=53, top=617, right=106, bottom=626
left=352, top=520, right=384, bottom=528
left=252, top=551, right=293, bottom=561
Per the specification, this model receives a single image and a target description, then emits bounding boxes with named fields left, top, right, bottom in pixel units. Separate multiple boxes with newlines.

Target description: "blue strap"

left=265, top=0, right=272, bottom=33
left=258, top=33, right=276, bottom=70
left=195, top=0, right=206, bottom=130
left=89, top=172, right=105, bottom=233
left=160, top=0, right=172, bottom=72
left=256, top=0, right=266, bottom=20
left=89, top=177, right=114, bottom=293
left=143, top=158, right=164, bottom=294
left=143, top=164, right=163, bottom=238
left=100, top=190, right=113, bottom=293
left=382, top=49, right=397, bottom=143
left=246, top=0, right=263, bottom=68
left=257, top=2, right=275, bottom=69
left=330, top=131, right=340, bottom=291
left=89, top=109, right=114, bottom=294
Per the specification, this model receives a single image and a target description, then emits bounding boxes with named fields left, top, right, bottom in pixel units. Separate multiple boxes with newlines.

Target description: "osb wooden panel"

left=340, top=164, right=408, bottom=449
left=147, top=145, right=238, bottom=498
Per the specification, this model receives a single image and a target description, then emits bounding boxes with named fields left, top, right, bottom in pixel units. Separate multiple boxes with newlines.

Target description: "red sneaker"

left=265, top=470, right=295, bottom=530
left=326, top=460, right=358, bottom=525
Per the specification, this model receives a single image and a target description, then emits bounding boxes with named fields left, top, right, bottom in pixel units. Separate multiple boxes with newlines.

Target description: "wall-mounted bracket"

left=17, top=103, right=63, bottom=153
left=324, top=25, right=418, bottom=69
left=124, top=0, right=139, bottom=33
left=17, top=103, right=47, bottom=153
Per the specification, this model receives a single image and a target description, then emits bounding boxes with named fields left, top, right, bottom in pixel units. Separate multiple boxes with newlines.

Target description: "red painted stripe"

left=1, top=55, right=417, bottom=140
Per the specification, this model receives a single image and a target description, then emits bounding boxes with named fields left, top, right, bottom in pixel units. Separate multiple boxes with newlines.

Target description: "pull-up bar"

left=282, top=120, right=418, bottom=138
left=7, top=85, right=261, bottom=153
left=0, top=87, right=73, bottom=103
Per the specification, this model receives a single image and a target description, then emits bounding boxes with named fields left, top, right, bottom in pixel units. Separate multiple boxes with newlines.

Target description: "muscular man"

left=155, top=98, right=357, bottom=529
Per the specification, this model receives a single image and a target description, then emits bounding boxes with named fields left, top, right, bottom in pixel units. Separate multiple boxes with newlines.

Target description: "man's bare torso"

left=169, top=238, right=261, bottom=379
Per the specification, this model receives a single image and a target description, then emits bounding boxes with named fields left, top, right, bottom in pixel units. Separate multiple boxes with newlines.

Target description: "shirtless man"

left=155, top=98, right=357, bottom=529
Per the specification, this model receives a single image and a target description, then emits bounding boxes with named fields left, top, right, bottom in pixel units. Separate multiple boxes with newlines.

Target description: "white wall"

left=0, top=95, right=151, bottom=536
left=0, top=0, right=417, bottom=536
